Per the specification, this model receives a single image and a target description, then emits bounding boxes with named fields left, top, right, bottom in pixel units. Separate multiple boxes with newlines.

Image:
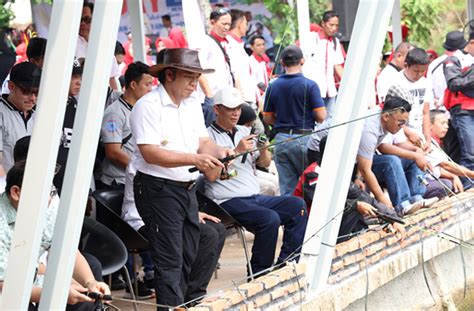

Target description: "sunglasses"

left=210, top=7, right=230, bottom=20
left=81, top=16, right=92, bottom=24
left=16, top=83, right=39, bottom=97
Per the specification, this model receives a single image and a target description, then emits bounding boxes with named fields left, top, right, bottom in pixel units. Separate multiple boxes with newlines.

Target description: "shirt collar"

left=317, top=29, right=333, bottom=41
left=227, top=32, right=242, bottom=43
left=252, top=52, right=267, bottom=63
left=1, top=193, right=17, bottom=226
left=388, top=62, right=402, bottom=72
left=211, top=121, right=236, bottom=135
left=119, top=95, right=133, bottom=111
left=210, top=31, right=228, bottom=43
left=158, top=84, right=181, bottom=107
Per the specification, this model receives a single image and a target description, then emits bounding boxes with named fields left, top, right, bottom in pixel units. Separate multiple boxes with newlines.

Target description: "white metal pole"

left=469, top=0, right=474, bottom=22
left=0, top=1, right=82, bottom=310
left=128, top=0, right=146, bottom=63
left=301, top=0, right=394, bottom=294
left=391, top=0, right=402, bottom=47
left=183, top=0, right=206, bottom=49
left=38, top=1, right=123, bottom=309
left=297, top=0, right=311, bottom=58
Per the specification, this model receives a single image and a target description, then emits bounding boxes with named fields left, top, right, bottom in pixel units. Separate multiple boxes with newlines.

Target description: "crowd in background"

left=0, top=1, right=473, bottom=310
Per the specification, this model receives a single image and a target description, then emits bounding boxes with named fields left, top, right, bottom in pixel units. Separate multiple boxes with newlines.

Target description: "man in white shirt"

left=391, top=48, right=433, bottom=151
left=77, top=2, right=120, bottom=90
left=303, top=10, right=345, bottom=116
left=426, top=31, right=467, bottom=109
left=193, top=7, right=235, bottom=126
left=130, top=48, right=233, bottom=309
left=377, top=42, right=414, bottom=103
left=248, top=35, right=269, bottom=104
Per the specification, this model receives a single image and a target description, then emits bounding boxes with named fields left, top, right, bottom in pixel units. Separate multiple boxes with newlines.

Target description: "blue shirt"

left=263, top=73, right=324, bottom=129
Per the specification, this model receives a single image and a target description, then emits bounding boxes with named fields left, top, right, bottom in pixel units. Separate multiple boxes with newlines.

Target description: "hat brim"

left=149, top=63, right=215, bottom=77
left=443, top=41, right=468, bottom=51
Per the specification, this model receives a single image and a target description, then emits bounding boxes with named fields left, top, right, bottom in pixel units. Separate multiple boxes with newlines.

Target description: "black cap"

left=72, top=58, right=83, bottom=75
left=443, top=31, right=467, bottom=51
left=281, top=45, right=303, bottom=65
left=10, top=62, right=42, bottom=89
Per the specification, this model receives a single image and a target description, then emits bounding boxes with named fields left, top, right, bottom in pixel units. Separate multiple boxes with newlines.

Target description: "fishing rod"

left=189, top=108, right=395, bottom=172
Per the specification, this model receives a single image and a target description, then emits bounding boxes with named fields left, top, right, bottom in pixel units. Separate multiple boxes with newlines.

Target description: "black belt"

left=156, top=177, right=196, bottom=190
left=137, top=172, right=196, bottom=190
left=276, top=128, right=313, bottom=135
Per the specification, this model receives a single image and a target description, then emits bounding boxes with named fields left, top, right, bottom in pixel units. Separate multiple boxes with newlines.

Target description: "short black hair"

left=280, top=45, right=303, bottom=67
left=115, top=41, right=125, bottom=56
left=162, top=14, right=171, bottom=21
left=83, top=1, right=94, bottom=13
left=210, top=7, right=230, bottom=21
left=124, top=61, right=150, bottom=89
left=5, top=160, right=26, bottom=195
left=249, top=35, right=265, bottom=46
left=405, top=47, right=430, bottom=66
left=26, top=37, right=47, bottom=61
left=230, top=9, right=245, bottom=30
left=322, top=10, right=339, bottom=22
left=383, top=95, right=412, bottom=113
left=13, top=136, right=31, bottom=163
left=430, top=109, right=446, bottom=124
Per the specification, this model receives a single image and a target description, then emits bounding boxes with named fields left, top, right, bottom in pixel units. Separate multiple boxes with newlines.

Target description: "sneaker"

left=421, top=197, right=439, bottom=208
left=125, top=280, right=155, bottom=300
left=403, top=201, right=424, bottom=215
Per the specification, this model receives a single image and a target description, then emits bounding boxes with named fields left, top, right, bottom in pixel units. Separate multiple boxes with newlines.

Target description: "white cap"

left=214, top=87, right=244, bottom=108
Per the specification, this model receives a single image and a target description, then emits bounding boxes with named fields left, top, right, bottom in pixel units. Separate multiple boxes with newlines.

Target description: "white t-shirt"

left=227, top=33, right=257, bottom=103
left=303, top=31, right=344, bottom=98
left=249, top=54, right=268, bottom=103
left=426, top=54, right=448, bottom=109
left=76, top=35, right=121, bottom=79
left=193, top=35, right=234, bottom=99
left=129, top=85, right=208, bottom=182
left=376, top=63, right=401, bottom=103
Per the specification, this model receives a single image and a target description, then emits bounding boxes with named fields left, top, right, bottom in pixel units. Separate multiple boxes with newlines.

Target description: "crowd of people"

left=0, top=2, right=473, bottom=310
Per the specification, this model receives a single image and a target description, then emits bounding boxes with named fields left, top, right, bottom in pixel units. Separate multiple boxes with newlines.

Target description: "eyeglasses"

left=16, top=83, right=39, bottom=97
left=210, top=7, right=230, bottom=20
left=81, top=16, right=92, bottom=24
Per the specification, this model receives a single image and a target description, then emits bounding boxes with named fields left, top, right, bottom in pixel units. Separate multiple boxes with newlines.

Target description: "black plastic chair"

left=195, top=188, right=254, bottom=280
left=81, top=217, right=138, bottom=310
left=91, top=189, right=149, bottom=296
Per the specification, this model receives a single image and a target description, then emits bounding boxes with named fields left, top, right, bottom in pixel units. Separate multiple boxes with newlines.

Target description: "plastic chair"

left=81, top=217, right=138, bottom=310
left=91, top=189, right=149, bottom=295
left=195, top=188, right=254, bottom=280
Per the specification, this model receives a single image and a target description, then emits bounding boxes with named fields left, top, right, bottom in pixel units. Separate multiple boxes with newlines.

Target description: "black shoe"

left=125, top=280, right=155, bottom=300
left=110, top=275, right=126, bottom=291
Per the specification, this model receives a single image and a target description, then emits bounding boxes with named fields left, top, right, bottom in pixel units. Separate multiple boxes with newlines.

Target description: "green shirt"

left=0, top=193, right=58, bottom=286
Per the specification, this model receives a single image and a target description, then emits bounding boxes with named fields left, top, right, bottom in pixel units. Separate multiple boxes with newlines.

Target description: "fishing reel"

left=220, top=163, right=238, bottom=180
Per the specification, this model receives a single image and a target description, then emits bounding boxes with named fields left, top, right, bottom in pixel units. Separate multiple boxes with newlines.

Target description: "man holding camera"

left=205, top=86, right=308, bottom=275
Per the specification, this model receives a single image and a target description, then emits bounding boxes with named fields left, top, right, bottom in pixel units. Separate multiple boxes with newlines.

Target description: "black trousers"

left=185, top=221, right=226, bottom=303
left=134, top=172, right=200, bottom=310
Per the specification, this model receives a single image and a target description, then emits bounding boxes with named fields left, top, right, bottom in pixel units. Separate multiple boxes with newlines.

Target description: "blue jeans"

left=202, top=97, right=215, bottom=127
left=372, top=154, right=426, bottom=213
left=323, top=96, right=336, bottom=118
left=221, top=195, right=308, bottom=274
left=274, top=133, right=310, bottom=196
left=450, top=109, right=474, bottom=189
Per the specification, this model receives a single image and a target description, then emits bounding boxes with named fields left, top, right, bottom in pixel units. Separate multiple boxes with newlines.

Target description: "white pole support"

left=391, top=0, right=402, bottom=47
left=296, top=0, right=311, bottom=58
left=301, top=0, right=394, bottom=294
left=0, top=1, right=83, bottom=310
left=469, top=0, right=474, bottom=22
left=128, top=0, right=146, bottom=63
left=38, top=1, right=123, bottom=309
left=183, top=0, right=206, bottom=50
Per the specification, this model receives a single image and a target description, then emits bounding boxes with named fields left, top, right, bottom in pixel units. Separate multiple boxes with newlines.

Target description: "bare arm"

left=334, top=64, right=344, bottom=80
left=256, top=142, right=272, bottom=168
left=104, top=143, right=130, bottom=169
left=263, top=112, right=275, bottom=125
left=198, top=75, right=213, bottom=98
left=440, top=161, right=474, bottom=178
left=313, top=107, right=327, bottom=123
left=357, top=156, right=393, bottom=208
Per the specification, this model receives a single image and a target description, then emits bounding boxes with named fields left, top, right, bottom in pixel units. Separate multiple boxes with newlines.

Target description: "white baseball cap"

left=214, top=87, right=244, bottom=108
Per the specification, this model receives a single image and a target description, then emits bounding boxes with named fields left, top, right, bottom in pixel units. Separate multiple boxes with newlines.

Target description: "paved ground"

left=110, top=231, right=260, bottom=310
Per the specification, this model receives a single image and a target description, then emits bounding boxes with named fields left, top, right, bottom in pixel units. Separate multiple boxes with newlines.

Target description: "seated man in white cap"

left=205, top=86, right=308, bottom=275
